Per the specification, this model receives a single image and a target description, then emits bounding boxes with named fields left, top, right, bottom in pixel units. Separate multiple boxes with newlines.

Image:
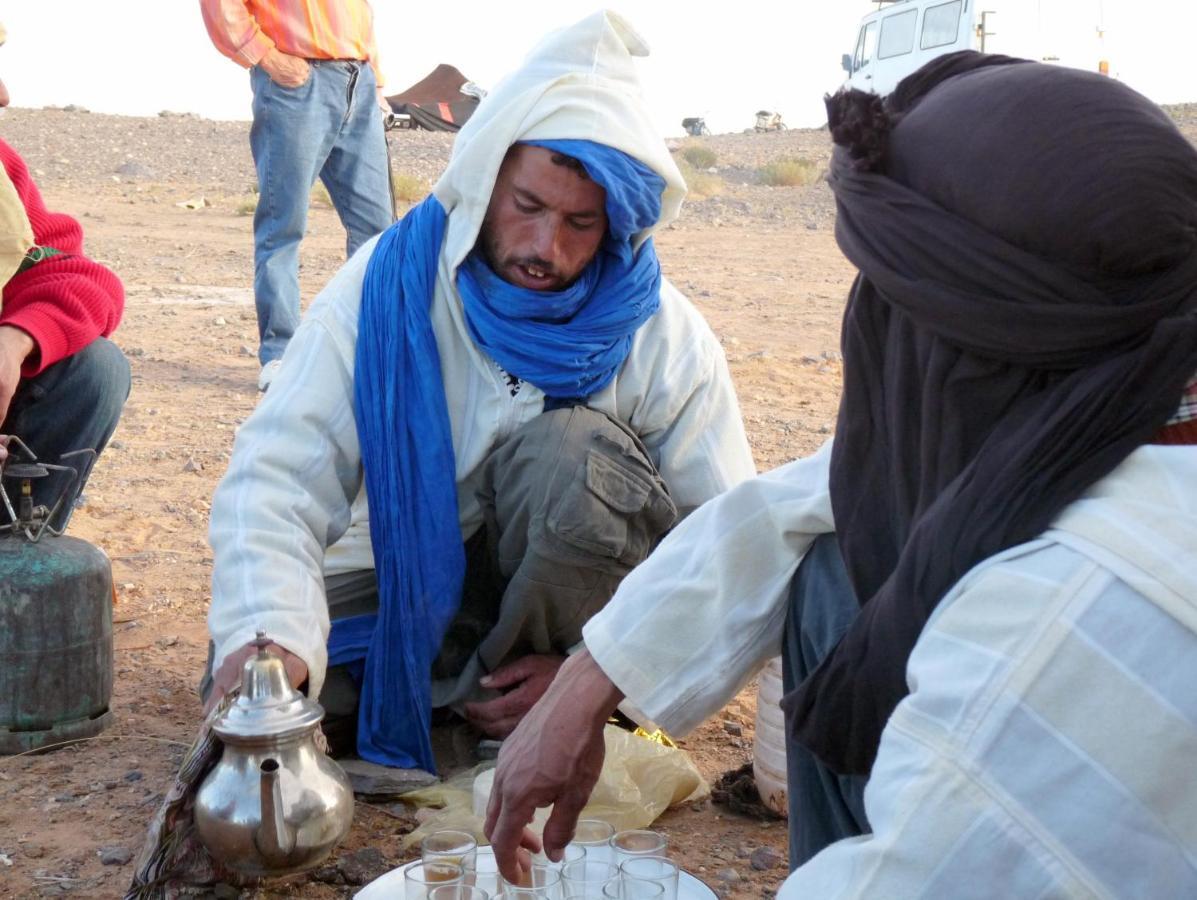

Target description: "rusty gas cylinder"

left=0, top=446, right=114, bottom=754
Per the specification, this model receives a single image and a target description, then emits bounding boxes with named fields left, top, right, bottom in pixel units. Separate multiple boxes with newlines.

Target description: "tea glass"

left=601, top=879, right=666, bottom=900
left=619, top=856, right=679, bottom=900
left=462, top=856, right=500, bottom=897
left=609, top=830, right=667, bottom=866
left=500, top=862, right=563, bottom=900
left=561, top=859, right=620, bottom=900
left=423, top=829, right=479, bottom=872
left=431, top=885, right=492, bottom=900
left=405, top=860, right=465, bottom=900
left=571, top=819, right=616, bottom=865
left=533, top=843, right=586, bottom=872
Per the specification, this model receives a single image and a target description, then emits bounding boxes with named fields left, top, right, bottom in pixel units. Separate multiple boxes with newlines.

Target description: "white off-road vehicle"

left=841, top=0, right=1108, bottom=97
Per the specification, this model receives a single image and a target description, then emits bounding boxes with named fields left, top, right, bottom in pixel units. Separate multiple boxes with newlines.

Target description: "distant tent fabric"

left=385, top=64, right=480, bottom=132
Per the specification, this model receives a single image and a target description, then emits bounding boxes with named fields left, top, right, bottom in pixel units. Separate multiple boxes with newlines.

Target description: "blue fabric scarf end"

left=345, top=195, right=463, bottom=772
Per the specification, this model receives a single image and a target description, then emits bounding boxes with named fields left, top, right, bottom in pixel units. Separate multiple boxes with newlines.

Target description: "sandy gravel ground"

left=0, top=102, right=1192, bottom=898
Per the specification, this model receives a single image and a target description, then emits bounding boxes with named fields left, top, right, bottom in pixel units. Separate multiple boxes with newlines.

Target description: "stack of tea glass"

left=404, top=822, right=682, bottom=900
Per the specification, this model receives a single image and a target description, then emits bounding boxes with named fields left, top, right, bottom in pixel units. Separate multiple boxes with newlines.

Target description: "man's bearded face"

left=479, top=145, right=608, bottom=292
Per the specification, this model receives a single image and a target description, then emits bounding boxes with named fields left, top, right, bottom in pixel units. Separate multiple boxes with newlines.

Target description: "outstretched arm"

left=487, top=444, right=837, bottom=882
left=207, top=249, right=378, bottom=707
left=485, top=650, right=623, bottom=883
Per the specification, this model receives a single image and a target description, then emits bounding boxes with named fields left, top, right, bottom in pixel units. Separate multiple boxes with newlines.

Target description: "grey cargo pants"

left=313, top=406, right=677, bottom=749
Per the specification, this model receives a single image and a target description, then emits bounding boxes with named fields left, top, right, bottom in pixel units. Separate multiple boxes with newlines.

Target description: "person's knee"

left=92, top=337, right=131, bottom=389
left=522, top=406, right=656, bottom=480
left=73, top=338, right=131, bottom=424
left=532, top=407, right=677, bottom=568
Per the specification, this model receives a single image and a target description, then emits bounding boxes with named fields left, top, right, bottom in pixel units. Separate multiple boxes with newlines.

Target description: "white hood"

left=431, top=9, right=686, bottom=276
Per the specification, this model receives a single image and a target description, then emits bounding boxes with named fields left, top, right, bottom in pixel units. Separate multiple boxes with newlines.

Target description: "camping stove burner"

left=2, top=462, right=49, bottom=480
left=0, top=437, right=96, bottom=541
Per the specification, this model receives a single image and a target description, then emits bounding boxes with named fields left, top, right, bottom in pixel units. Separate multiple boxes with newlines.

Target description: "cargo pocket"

left=548, top=451, right=652, bottom=560
left=549, top=449, right=679, bottom=567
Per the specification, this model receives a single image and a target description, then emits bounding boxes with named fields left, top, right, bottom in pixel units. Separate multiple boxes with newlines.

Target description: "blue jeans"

left=1, top=337, right=130, bottom=531
left=249, top=60, right=394, bottom=365
left=782, top=533, right=870, bottom=868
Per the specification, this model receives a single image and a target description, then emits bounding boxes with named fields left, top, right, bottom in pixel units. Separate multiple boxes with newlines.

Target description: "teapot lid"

left=213, top=632, right=324, bottom=742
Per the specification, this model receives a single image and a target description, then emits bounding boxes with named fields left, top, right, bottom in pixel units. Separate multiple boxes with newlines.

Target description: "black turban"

left=783, top=52, right=1197, bottom=775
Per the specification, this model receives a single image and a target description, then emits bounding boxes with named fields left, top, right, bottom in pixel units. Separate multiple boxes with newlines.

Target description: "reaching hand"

left=485, top=650, right=624, bottom=884
left=464, top=654, right=566, bottom=738
left=0, top=325, right=33, bottom=426
left=203, top=640, right=308, bottom=715
left=260, top=47, right=311, bottom=89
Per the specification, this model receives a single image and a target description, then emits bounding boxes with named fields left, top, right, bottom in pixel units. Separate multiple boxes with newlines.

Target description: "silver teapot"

left=194, top=633, right=355, bottom=877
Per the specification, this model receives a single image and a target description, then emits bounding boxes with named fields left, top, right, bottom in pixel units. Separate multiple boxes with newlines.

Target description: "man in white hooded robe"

left=200, top=10, right=754, bottom=773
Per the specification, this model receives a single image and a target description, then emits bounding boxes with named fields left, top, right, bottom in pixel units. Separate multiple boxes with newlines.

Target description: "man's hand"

left=464, top=654, right=566, bottom=738
left=0, top=325, right=33, bottom=426
left=260, top=47, right=311, bottom=88
left=375, top=85, right=391, bottom=116
left=485, top=650, right=624, bottom=884
left=203, top=640, right=308, bottom=715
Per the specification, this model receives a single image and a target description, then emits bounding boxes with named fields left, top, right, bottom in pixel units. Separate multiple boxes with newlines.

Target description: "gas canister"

left=0, top=439, right=113, bottom=754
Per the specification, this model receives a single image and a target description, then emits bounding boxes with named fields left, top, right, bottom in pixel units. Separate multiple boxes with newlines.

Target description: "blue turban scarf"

left=334, top=140, right=666, bottom=770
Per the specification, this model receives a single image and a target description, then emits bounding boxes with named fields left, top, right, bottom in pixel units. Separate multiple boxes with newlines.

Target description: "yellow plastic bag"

left=399, top=725, right=709, bottom=849
left=580, top=725, right=708, bottom=829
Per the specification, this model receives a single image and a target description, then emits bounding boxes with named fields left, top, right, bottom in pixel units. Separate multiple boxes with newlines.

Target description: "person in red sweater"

left=0, top=58, right=129, bottom=531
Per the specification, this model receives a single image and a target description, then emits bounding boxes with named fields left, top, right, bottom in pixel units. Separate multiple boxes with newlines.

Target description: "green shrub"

left=758, top=156, right=820, bottom=187
left=681, top=145, right=717, bottom=169
left=235, top=195, right=258, bottom=216
left=676, top=160, right=723, bottom=200
left=392, top=171, right=429, bottom=203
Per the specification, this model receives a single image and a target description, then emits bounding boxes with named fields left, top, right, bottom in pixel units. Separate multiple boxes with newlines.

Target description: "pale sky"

left=1, top=1, right=1193, bottom=136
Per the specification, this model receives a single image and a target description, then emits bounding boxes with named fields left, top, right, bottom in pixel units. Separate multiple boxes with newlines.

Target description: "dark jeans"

left=782, top=532, right=870, bottom=868
left=1, top=337, right=130, bottom=531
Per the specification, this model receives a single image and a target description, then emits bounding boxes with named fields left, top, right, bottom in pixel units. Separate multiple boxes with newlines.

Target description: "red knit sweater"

left=0, top=137, right=124, bottom=376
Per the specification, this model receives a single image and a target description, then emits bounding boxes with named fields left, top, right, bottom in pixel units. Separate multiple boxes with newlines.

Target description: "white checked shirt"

left=586, top=444, right=1197, bottom=898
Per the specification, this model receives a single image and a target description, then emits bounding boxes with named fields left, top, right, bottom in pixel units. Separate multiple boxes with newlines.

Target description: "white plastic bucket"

left=753, top=657, right=789, bottom=817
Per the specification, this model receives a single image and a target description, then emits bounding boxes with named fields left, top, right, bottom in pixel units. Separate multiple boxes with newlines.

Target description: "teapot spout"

left=255, top=758, right=296, bottom=865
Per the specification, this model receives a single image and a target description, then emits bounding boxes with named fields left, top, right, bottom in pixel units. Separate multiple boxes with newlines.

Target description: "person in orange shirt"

left=199, top=0, right=394, bottom=390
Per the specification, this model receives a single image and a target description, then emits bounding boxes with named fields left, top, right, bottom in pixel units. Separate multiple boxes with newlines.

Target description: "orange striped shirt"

left=199, top=0, right=383, bottom=86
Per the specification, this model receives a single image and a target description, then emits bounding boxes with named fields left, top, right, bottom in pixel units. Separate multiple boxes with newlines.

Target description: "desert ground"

left=0, top=102, right=1194, bottom=899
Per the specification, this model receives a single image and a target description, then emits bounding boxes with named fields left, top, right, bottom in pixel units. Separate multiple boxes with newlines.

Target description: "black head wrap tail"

left=784, top=52, right=1197, bottom=775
